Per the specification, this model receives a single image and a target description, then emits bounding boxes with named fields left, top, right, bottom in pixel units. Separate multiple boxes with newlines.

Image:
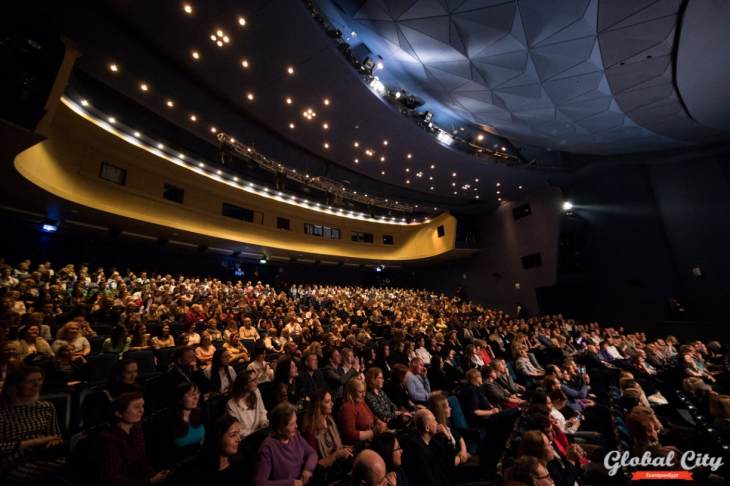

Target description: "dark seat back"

left=85, top=353, right=118, bottom=385
left=41, top=392, right=72, bottom=438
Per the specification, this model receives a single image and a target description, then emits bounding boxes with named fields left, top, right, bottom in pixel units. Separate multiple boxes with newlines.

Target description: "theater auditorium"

left=1, top=1, right=729, bottom=485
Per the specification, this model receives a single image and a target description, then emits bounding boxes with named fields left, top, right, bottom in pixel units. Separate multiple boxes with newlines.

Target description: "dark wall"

left=409, top=186, right=562, bottom=315
left=539, top=149, right=730, bottom=333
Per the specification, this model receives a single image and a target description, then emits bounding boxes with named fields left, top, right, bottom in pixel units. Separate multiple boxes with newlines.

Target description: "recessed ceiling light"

left=210, top=126, right=217, bottom=133
left=230, top=137, right=235, bottom=143
left=518, top=185, right=523, bottom=189
left=429, top=176, right=433, bottom=180
left=157, top=143, right=164, bottom=149
left=198, top=163, right=204, bottom=168
left=476, top=195, right=480, bottom=199
left=381, top=170, right=386, bottom=175
left=289, top=122, right=295, bottom=129
left=452, top=172, right=457, bottom=177
left=166, top=99, right=175, bottom=108
left=354, top=158, right=359, bottom=163
left=107, top=117, right=116, bottom=124
left=238, top=17, right=246, bottom=26
left=475, top=178, right=480, bottom=182
left=109, top=63, right=119, bottom=72
left=139, top=83, right=148, bottom=92
left=430, top=164, right=435, bottom=169
left=323, top=98, right=330, bottom=106
left=406, top=153, right=412, bottom=159
left=383, top=140, right=388, bottom=146
left=241, top=59, right=249, bottom=68
left=380, top=156, right=385, bottom=162
left=183, top=4, right=193, bottom=14
left=223, top=36, right=230, bottom=43
left=210, top=34, right=216, bottom=41
left=191, top=50, right=200, bottom=60
left=405, top=168, right=410, bottom=172
left=285, top=97, right=292, bottom=104
left=501, top=146, right=507, bottom=151
left=498, top=197, right=502, bottom=201
left=178, top=154, right=185, bottom=159
left=477, top=134, right=484, bottom=141
left=133, top=131, right=141, bottom=138
left=323, top=142, right=329, bottom=149
left=216, top=170, right=222, bottom=175
left=406, top=180, right=410, bottom=184
left=353, top=141, right=359, bottom=148
left=246, top=92, right=255, bottom=101
left=80, top=99, right=89, bottom=107
left=286, top=66, right=294, bottom=75
left=189, top=114, right=197, bottom=122
left=430, top=186, right=434, bottom=190
left=496, top=182, right=501, bottom=187
left=322, top=122, right=329, bottom=130
left=454, top=191, right=458, bottom=195
left=496, top=190, right=500, bottom=194
left=452, top=182, right=456, bottom=187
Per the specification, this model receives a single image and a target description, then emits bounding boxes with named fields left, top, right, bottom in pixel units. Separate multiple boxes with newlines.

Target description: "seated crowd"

left=0, top=258, right=728, bottom=485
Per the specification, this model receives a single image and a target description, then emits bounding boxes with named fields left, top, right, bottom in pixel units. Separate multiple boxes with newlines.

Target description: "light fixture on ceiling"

left=496, top=182, right=501, bottom=186
left=369, top=77, right=386, bottom=96
left=322, top=122, right=329, bottom=130
left=189, top=114, right=197, bottom=122
left=353, top=141, right=359, bottom=148
left=323, top=142, right=330, bottom=149
left=452, top=172, right=457, bottom=177
left=376, top=61, right=384, bottom=70
left=191, top=50, right=200, bottom=60
left=246, top=92, right=255, bottom=101
left=289, top=122, right=295, bottom=129
left=80, top=99, right=89, bottom=107
left=519, top=185, right=523, bottom=189
left=139, top=83, right=148, bottom=92
left=406, top=153, right=412, bottom=159
left=475, top=178, right=480, bottom=182
left=381, top=170, right=386, bottom=175
left=157, top=143, right=164, bottom=149
left=166, top=99, right=175, bottom=108
left=285, top=97, right=293, bottom=105
left=436, top=130, right=454, bottom=146
left=183, top=4, right=193, bottom=14
left=241, top=59, right=249, bottom=68
left=380, top=156, right=385, bottom=162
left=238, top=16, right=246, bottom=26
left=210, top=126, right=217, bottom=133
left=109, top=63, right=119, bottom=72
left=286, top=66, right=295, bottom=75
left=477, top=134, right=484, bottom=141
left=562, top=201, right=574, bottom=212
left=382, top=139, right=388, bottom=146
left=405, top=168, right=410, bottom=173
left=107, top=117, right=116, bottom=124
left=133, top=131, right=141, bottom=138
left=323, top=98, right=330, bottom=106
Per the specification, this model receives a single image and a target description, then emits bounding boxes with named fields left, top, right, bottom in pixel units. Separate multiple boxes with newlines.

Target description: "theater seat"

left=41, top=392, right=72, bottom=438
left=85, top=353, right=118, bottom=386
left=124, top=349, right=161, bottom=380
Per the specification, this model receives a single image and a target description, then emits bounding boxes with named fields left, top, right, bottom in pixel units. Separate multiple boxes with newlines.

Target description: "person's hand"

left=567, top=444, right=584, bottom=464
left=150, top=470, right=171, bottom=484
left=300, top=469, right=313, bottom=485
left=337, top=447, right=354, bottom=460
left=21, top=435, right=62, bottom=449
left=385, top=471, right=398, bottom=486
left=459, top=450, right=470, bottom=464
left=375, top=419, right=388, bottom=433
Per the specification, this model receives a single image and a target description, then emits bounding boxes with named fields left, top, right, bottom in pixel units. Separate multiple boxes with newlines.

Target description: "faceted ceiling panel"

left=322, top=0, right=730, bottom=154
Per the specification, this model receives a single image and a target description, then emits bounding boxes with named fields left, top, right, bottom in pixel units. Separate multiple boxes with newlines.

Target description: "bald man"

left=400, top=409, right=451, bottom=486
left=351, top=449, right=387, bottom=486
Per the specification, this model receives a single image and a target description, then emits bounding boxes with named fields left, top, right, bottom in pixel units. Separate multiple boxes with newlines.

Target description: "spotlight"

left=436, top=130, right=454, bottom=145
left=41, top=220, right=58, bottom=233
left=562, top=201, right=574, bottom=212
left=369, top=77, right=386, bottom=96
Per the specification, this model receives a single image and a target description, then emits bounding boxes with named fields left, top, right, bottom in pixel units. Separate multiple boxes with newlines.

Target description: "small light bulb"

left=191, top=50, right=200, bottom=60
left=323, top=98, right=330, bottom=106
left=246, top=92, right=254, bottom=101
left=287, top=66, right=294, bottom=75
left=189, top=114, right=197, bottom=122
left=238, top=17, right=246, bottom=26
left=80, top=99, right=89, bottom=107
left=109, top=63, right=119, bottom=72
left=241, top=59, right=249, bottom=68
left=166, top=99, right=174, bottom=108
left=183, top=4, right=193, bottom=14
left=139, top=83, right=148, bottom=92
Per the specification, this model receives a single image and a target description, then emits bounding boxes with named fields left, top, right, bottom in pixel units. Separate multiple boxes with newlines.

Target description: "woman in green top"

left=102, top=325, right=131, bottom=358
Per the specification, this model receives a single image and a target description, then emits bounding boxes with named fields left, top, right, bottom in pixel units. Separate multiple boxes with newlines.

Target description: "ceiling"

left=318, top=0, right=730, bottom=154
left=15, top=0, right=730, bottom=205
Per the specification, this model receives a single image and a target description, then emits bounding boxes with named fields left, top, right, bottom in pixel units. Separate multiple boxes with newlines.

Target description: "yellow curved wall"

left=14, top=103, right=457, bottom=261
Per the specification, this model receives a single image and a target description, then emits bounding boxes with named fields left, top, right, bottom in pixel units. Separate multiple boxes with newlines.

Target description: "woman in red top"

left=338, top=378, right=388, bottom=444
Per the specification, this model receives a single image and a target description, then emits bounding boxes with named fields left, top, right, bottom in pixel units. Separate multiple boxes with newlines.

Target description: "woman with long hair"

left=190, top=415, right=243, bottom=481
left=159, top=382, right=205, bottom=467
left=300, top=390, right=353, bottom=479
left=205, top=349, right=237, bottom=394
left=428, top=393, right=470, bottom=469
left=151, top=322, right=175, bottom=349
left=273, top=356, right=300, bottom=407
left=15, top=324, right=54, bottom=360
left=371, top=431, right=410, bottom=486
left=338, top=377, right=389, bottom=444
left=52, top=321, right=91, bottom=360
left=128, top=323, right=151, bottom=350
left=225, top=370, right=269, bottom=439
left=101, top=325, right=131, bottom=358
left=107, top=358, right=142, bottom=398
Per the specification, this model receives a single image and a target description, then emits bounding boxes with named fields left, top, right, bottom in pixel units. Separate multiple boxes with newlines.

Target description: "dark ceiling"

left=14, top=0, right=730, bottom=205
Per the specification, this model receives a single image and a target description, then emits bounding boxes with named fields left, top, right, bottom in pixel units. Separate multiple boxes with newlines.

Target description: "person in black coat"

left=296, top=352, right=327, bottom=400
left=400, top=409, right=451, bottom=486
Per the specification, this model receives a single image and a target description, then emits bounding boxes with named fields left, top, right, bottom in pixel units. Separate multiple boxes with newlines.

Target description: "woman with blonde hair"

left=428, top=392, right=470, bottom=468
left=339, top=377, right=388, bottom=443
left=52, top=321, right=90, bottom=360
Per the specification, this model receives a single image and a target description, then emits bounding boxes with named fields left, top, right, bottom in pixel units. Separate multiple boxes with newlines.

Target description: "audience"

left=0, top=258, right=726, bottom=486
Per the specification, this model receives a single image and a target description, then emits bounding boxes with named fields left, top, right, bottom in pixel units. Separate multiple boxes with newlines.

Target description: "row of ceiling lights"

left=107, top=2, right=521, bottom=203
left=71, top=96, right=441, bottom=222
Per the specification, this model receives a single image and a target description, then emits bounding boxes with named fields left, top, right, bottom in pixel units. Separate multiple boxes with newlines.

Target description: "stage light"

left=436, top=131, right=453, bottom=145
left=109, top=63, right=119, bottom=72
left=41, top=220, right=58, bottom=233
left=80, top=99, right=89, bottom=107
left=183, top=4, right=193, bottom=14
left=562, top=201, right=573, bottom=212
left=107, top=117, right=116, bottom=124
left=369, top=77, right=386, bottom=95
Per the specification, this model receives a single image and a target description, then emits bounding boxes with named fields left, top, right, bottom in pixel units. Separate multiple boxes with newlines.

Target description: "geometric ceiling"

left=320, top=0, right=730, bottom=154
